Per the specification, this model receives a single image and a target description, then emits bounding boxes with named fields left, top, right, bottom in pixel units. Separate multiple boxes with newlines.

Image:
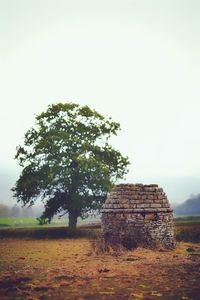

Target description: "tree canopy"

left=12, top=103, right=129, bottom=228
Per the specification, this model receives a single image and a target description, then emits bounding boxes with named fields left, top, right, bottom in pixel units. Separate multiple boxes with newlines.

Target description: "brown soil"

left=0, top=238, right=200, bottom=300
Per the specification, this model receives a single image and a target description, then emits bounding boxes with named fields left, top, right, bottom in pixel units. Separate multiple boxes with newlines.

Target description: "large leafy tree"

left=12, top=103, right=129, bottom=229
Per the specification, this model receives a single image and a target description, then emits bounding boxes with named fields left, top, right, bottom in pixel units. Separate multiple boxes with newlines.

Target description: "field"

left=174, top=215, right=200, bottom=225
left=0, top=217, right=200, bottom=300
left=0, top=217, right=59, bottom=227
left=0, top=225, right=200, bottom=299
left=0, top=216, right=101, bottom=228
left=0, top=215, right=200, bottom=228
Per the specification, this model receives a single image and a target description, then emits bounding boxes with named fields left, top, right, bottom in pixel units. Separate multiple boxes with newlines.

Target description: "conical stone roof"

left=102, top=184, right=172, bottom=213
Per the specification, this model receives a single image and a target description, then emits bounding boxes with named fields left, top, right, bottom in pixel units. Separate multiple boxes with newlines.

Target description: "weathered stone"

left=101, top=183, right=175, bottom=249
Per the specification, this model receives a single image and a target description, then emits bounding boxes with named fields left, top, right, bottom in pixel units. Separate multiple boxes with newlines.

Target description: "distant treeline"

left=174, top=194, right=200, bottom=215
left=0, top=204, right=43, bottom=217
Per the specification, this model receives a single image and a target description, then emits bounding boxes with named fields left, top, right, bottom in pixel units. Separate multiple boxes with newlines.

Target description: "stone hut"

left=101, top=184, right=175, bottom=249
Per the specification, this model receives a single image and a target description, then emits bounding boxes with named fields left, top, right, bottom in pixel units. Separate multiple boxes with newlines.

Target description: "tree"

left=12, top=103, right=129, bottom=229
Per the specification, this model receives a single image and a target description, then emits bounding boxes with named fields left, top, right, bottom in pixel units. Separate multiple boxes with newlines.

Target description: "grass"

left=174, top=215, right=200, bottom=226
left=174, top=215, right=200, bottom=223
left=176, top=226, right=200, bottom=243
left=0, top=226, right=100, bottom=239
left=0, top=238, right=200, bottom=299
left=0, top=217, right=200, bottom=299
left=0, top=214, right=199, bottom=228
left=0, top=216, right=100, bottom=228
left=0, top=217, right=69, bottom=227
left=0, top=215, right=200, bottom=243
left=0, top=222, right=199, bottom=243
left=174, top=214, right=200, bottom=218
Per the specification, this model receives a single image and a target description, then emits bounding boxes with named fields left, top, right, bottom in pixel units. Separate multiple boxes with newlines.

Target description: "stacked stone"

left=101, top=184, right=175, bottom=249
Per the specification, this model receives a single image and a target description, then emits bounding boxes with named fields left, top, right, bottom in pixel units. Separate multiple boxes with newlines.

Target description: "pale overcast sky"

left=0, top=0, right=200, bottom=204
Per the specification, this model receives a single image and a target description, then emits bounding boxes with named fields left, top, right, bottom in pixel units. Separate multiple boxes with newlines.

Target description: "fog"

left=1, top=0, right=200, bottom=205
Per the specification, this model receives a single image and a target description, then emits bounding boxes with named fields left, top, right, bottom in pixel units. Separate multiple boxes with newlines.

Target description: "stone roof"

left=102, top=184, right=173, bottom=213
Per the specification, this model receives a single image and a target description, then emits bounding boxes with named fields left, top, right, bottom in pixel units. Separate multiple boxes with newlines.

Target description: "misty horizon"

left=1, top=1, right=200, bottom=208
left=1, top=167, right=200, bottom=206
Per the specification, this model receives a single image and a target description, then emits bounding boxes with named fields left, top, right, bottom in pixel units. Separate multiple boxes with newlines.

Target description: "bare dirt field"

left=0, top=236, right=200, bottom=300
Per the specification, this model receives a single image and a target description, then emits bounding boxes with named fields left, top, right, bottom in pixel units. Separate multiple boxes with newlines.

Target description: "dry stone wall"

left=101, top=184, right=175, bottom=249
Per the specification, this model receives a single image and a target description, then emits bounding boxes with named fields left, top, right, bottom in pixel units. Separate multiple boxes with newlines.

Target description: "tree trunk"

left=68, top=212, right=78, bottom=229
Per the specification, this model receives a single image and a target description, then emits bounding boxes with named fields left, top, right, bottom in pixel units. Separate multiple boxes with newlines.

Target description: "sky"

left=0, top=0, right=200, bottom=205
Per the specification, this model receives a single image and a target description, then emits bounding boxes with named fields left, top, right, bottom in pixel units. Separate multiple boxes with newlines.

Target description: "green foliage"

left=12, top=103, right=129, bottom=228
